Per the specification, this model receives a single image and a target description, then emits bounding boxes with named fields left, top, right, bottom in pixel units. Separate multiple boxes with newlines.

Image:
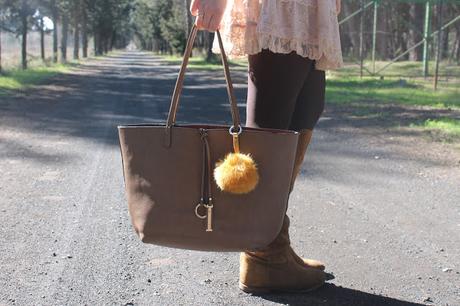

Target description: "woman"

left=190, top=0, right=343, bottom=293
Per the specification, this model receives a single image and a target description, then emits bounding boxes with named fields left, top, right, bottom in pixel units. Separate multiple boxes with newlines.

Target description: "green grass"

left=335, top=60, right=460, bottom=78
left=410, top=118, right=460, bottom=139
left=0, top=64, right=71, bottom=92
left=423, top=118, right=460, bottom=136
left=157, top=54, right=248, bottom=70
left=159, top=54, right=460, bottom=109
left=327, top=61, right=460, bottom=109
left=325, top=76, right=460, bottom=109
left=160, top=53, right=460, bottom=137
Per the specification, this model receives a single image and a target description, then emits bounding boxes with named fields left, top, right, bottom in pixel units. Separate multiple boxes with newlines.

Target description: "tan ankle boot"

left=238, top=128, right=327, bottom=294
left=288, top=129, right=325, bottom=270
left=239, top=215, right=325, bottom=293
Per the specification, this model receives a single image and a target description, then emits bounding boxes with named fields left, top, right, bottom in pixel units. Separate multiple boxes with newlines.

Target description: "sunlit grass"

left=334, top=60, right=460, bottom=78
left=424, top=118, right=460, bottom=136
left=0, top=64, right=70, bottom=92
left=159, top=53, right=460, bottom=137
left=409, top=118, right=460, bottom=143
left=158, top=54, right=248, bottom=70
left=325, top=76, right=460, bottom=109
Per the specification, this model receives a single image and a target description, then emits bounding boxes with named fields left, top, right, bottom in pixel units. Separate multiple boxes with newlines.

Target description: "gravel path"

left=0, top=51, right=459, bottom=306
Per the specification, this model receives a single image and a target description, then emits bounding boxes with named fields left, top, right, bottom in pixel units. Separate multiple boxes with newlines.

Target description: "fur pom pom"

left=214, top=152, right=259, bottom=194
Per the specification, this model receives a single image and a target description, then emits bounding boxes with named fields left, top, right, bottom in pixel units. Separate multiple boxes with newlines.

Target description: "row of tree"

left=0, top=0, right=133, bottom=71
left=340, top=0, right=460, bottom=62
left=1, top=0, right=460, bottom=72
left=131, top=0, right=460, bottom=64
left=0, top=0, right=211, bottom=72
left=131, top=0, right=215, bottom=59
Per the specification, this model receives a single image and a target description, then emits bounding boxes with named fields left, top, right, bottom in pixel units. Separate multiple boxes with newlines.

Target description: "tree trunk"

left=73, top=27, right=80, bottom=60
left=185, top=0, right=192, bottom=39
left=206, top=32, right=214, bottom=61
left=377, top=6, right=389, bottom=60
left=73, top=2, right=80, bottom=60
left=73, top=25, right=80, bottom=59
left=456, top=25, right=460, bottom=63
left=52, top=1, right=58, bottom=63
left=441, top=27, right=449, bottom=60
left=61, top=14, right=69, bottom=63
left=0, top=27, right=2, bottom=73
left=21, top=14, right=28, bottom=69
left=397, top=3, right=410, bottom=60
left=409, top=3, right=424, bottom=61
left=93, top=29, right=98, bottom=55
left=343, top=1, right=361, bottom=58
left=40, top=17, right=45, bottom=61
left=82, top=4, right=88, bottom=58
left=110, top=30, right=116, bottom=51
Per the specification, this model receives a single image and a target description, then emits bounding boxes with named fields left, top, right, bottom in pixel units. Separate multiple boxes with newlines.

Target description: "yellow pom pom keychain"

left=214, top=125, right=259, bottom=194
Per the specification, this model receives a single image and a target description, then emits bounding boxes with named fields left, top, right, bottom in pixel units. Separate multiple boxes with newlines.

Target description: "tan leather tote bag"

left=117, top=24, right=300, bottom=252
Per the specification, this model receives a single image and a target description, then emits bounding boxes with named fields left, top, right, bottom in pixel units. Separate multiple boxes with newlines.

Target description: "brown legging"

left=245, top=49, right=326, bottom=132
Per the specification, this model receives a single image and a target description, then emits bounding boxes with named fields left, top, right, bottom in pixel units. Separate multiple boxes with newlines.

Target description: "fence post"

left=423, top=0, right=432, bottom=78
left=372, top=0, right=378, bottom=74
left=0, top=28, right=2, bottom=73
left=359, top=0, right=365, bottom=78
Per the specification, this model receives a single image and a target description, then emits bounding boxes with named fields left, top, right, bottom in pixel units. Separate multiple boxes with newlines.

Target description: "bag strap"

left=164, top=23, right=242, bottom=146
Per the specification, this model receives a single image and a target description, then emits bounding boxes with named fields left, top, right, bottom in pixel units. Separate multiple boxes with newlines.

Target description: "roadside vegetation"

left=325, top=77, right=459, bottom=109
left=0, top=55, right=85, bottom=93
left=157, top=54, right=248, bottom=71
left=0, top=64, right=70, bottom=94
left=159, top=54, right=460, bottom=142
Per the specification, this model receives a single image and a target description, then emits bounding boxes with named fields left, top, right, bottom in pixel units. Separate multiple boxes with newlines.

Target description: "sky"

left=33, top=10, right=54, bottom=30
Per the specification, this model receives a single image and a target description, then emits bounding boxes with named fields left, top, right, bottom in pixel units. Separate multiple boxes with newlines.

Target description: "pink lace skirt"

left=211, top=0, right=343, bottom=70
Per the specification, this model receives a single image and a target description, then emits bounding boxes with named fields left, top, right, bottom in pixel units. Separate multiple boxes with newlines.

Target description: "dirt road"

left=0, top=52, right=459, bottom=305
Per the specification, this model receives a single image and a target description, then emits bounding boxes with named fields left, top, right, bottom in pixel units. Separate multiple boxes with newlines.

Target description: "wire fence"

left=338, top=0, right=460, bottom=85
left=0, top=29, right=94, bottom=70
left=1, top=31, right=52, bottom=69
left=1, top=0, right=459, bottom=86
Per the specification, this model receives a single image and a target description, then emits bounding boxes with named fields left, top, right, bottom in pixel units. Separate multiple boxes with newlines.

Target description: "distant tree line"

left=0, top=0, right=133, bottom=71
left=131, top=0, right=215, bottom=58
left=0, top=0, right=216, bottom=71
left=131, top=0, right=460, bottom=63
left=1, top=0, right=459, bottom=72
left=341, top=0, right=460, bottom=63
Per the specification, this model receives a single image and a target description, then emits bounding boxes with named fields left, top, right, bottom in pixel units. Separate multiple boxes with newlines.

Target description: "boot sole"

left=238, top=281, right=325, bottom=294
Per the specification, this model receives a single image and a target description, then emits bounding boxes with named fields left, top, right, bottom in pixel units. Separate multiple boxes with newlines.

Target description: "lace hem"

left=212, top=33, right=343, bottom=70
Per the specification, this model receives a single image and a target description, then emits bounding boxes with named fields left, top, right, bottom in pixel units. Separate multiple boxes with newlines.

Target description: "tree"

left=132, top=0, right=189, bottom=54
left=0, top=0, right=6, bottom=72
left=72, top=0, right=80, bottom=59
left=2, top=0, right=36, bottom=69
left=81, top=0, right=88, bottom=57
left=409, top=2, right=424, bottom=61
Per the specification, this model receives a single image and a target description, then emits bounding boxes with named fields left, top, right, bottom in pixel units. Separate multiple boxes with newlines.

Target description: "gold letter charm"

left=205, top=198, right=213, bottom=232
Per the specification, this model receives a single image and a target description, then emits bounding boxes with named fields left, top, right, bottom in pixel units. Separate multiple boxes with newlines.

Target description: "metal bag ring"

left=195, top=203, right=207, bottom=219
left=229, top=125, right=242, bottom=136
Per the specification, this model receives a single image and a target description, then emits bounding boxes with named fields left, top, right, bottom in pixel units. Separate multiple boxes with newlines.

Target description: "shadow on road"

left=0, top=51, right=457, bottom=173
left=251, top=283, right=425, bottom=306
left=1, top=52, right=458, bottom=306
left=0, top=52, right=247, bottom=164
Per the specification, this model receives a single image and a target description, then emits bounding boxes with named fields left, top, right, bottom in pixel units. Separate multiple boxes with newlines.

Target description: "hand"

left=336, top=0, right=341, bottom=15
left=190, top=0, right=228, bottom=32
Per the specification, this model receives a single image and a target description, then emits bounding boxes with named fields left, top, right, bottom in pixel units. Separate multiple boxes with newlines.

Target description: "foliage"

left=132, top=0, right=188, bottom=54
left=325, top=76, right=460, bottom=109
left=0, top=63, right=69, bottom=91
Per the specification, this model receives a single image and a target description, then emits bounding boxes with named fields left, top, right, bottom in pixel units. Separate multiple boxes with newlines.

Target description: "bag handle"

left=164, top=23, right=242, bottom=147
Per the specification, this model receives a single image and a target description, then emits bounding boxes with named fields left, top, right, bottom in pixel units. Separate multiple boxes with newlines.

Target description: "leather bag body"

left=117, top=25, right=300, bottom=252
